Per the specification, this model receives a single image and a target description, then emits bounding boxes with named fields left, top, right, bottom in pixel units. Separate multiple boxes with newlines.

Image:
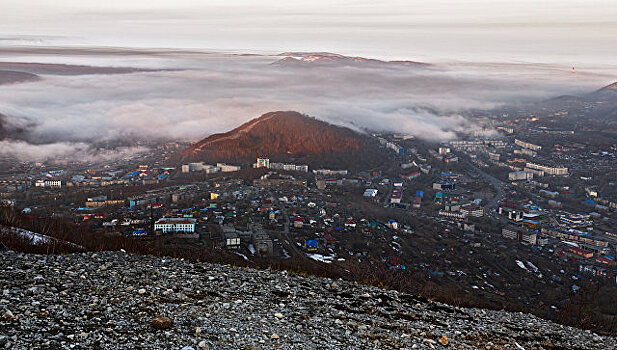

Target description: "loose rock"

left=151, top=315, right=173, bottom=329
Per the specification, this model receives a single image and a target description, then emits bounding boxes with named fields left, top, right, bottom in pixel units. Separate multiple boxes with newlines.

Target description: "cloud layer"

left=0, top=49, right=615, bottom=161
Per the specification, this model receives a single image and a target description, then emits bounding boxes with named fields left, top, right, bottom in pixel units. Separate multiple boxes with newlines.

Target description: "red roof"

left=569, top=247, right=592, bottom=256
left=155, top=219, right=194, bottom=225
left=401, top=172, right=420, bottom=178
left=596, top=257, right=615, bottom=265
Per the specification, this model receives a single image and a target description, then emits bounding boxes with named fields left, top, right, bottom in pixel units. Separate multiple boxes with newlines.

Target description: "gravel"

left=1, top=250, right=614, bottom=349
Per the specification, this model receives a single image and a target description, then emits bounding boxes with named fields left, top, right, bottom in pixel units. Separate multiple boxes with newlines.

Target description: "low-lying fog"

left=0, top=47, right=615, bottom=161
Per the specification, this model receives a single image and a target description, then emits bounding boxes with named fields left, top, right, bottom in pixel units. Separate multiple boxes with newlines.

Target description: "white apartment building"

left=154, top=218, right=196, bottom=233
left=526, top=162, right=568, bottom=176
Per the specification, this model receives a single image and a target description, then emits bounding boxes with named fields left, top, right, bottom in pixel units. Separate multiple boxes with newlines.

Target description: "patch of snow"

left=307, top=253, right=334, bottom=264
left=234, top=252, right=249, bottom=261
left=1, top=226, right=84, bottom=250
left=281, top=248, right=291, bottom=259
left=247, top=244, right=256, bottom=255
left=561, top=241, right=579, bottom=248
left=516, top=260, right=528, bottom=271
left=526, top=261, right=539, bottom=273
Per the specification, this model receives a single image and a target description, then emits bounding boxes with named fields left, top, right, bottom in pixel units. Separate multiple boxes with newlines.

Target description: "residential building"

left=222, top=225, right=241, bottom=249
left=438, top=210, right=467, bottom=220
left=514, top=148, right=537, bottom=157
left=502, top=226, right=536, bottom=245
left=526, top=162, right=568, bottom=176
left=217, top=163, right=241, bottom=172
left=412, top=196, right=422, bottom=208
left=400, top=172, right=421, bottom=180
left=509, top=171, right=534, bottom=181
left=461, top=205, right=484, bottom=217
left=254, top=157, right=270, bottom=168
left=270, top=163, right=309, bottom=172
left=515, top=139, right=542, bottom=151
left=313, top=169, right=348, bottom=176
left=251, top=225, right=273, bottom=256
left=390, top=187, right=403, bottom=204
left=154, top=217, right=196, bottom=233
left=363, top=189, right=378, bottom=197
left=181, top=162, right=221, bottom=173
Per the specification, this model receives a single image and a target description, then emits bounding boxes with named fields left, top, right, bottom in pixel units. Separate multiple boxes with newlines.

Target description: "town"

left=2, top=110, right=617, bottom=334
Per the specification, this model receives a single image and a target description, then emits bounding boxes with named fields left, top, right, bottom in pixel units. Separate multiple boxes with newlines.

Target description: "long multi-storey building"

left=514, top=139, right=542, bottom=151
left=525, top=162, right=568, bottom=176
left=502, top=226, right=537, bottom=245
left=270, top=163, right=309, bottom=172
left=154, top=217, right=197, bottom=233
left=508, top=171, right=534, bottom=181
left=514, top=148, right=537, bottom=157
left=216, top=163, right=241, bottom=172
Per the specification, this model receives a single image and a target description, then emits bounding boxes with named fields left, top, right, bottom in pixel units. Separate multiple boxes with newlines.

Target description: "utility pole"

left=150, top=204, right=154, bottom=236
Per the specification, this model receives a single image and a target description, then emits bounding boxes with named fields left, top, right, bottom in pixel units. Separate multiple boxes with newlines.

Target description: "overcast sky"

left=1, top=0, right=617, bottom=65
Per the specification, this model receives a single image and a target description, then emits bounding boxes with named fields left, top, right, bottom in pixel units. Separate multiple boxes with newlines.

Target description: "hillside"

left=0, top=114, right=5, bottom=140
left=598, top=81, right=617, bottom=92
left=0, top=70, right=40, bottom=85
left=181, top=111, right=387, bottom=170
left=1, top=250, right=613, bottom=349
left=0, top=113, right=30, bottom=141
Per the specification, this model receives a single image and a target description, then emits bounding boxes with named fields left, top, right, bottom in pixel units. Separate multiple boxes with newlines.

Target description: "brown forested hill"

left=180, top=111, right=388, bottom=170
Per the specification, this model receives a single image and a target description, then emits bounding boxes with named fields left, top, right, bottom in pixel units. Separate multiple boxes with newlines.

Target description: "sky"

left=1, top=0, right=617, bottom=66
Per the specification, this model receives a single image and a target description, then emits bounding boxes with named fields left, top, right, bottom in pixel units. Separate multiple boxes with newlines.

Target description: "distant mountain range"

left=0, top=62, right=162, bottom=76
left=180, top=111, right=387, bottom=170
left=273, top=52, right=428, bottom=68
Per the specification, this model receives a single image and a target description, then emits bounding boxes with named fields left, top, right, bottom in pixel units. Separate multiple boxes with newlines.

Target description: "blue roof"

left=305, top=240, right=318, bottom=247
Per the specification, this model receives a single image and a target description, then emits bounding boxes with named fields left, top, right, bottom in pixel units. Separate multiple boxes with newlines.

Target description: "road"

left=268, top=190, right=304, bottom=258
left=464, top=159, right=506, bottom=216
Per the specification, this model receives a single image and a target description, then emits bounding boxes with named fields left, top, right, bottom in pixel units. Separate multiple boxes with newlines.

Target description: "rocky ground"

left=0, top=250, right=614, bottom=349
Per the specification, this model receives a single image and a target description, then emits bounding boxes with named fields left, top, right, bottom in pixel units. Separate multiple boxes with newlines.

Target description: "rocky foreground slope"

left=0, top=250, right=614, bottom=349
